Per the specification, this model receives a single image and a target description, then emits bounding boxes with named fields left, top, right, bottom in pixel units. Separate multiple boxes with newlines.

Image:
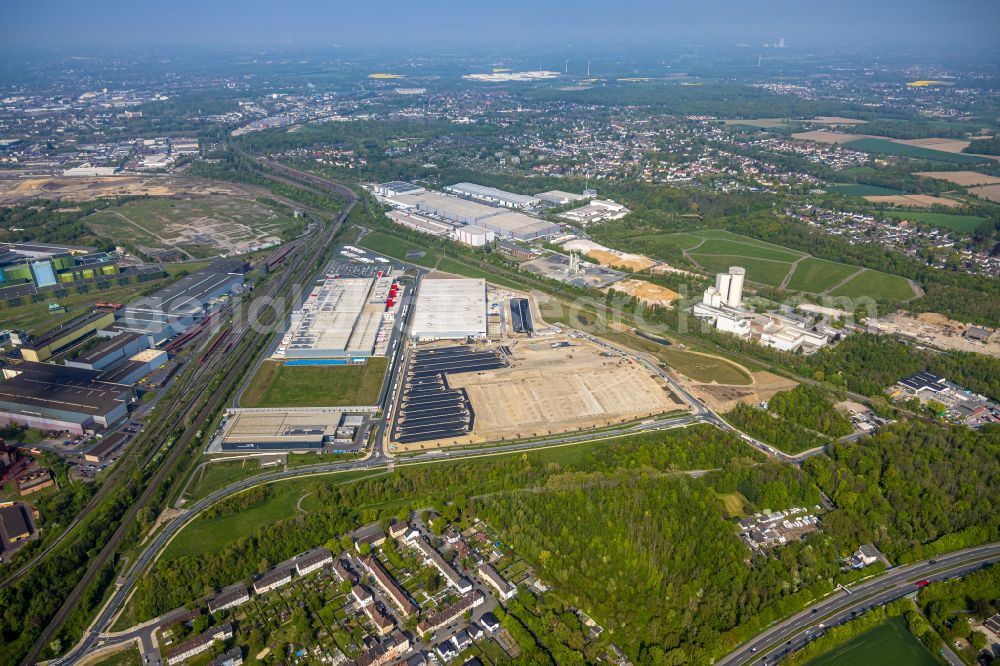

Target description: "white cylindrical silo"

left=727, top=267, right=745, bottom=308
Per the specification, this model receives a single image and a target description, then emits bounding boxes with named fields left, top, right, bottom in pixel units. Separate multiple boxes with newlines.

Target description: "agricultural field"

left=241, top=358, right=388, bottom=408
left=880, top=211, right=986, bottom=233
left=913, top=170, right=1000, bottom=187
left=86, top=195, right=303, bottom=259
left=803, top=617, right=937, bottom=666
left=829, top=269, right=917, bottom=301
left=864, top=194, right=962, bottom=209
left=785, top=258, right=861, bottom=293
left=828, top=184, right=904, bottom=197
left=969, top=184, right=1000, bottom=203
left=841, top=138, right=991, bottom=165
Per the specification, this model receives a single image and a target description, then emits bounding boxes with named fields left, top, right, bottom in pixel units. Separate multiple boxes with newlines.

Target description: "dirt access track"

left=396, top=336, right=687, bottom=450
left=682, top=371, right=798, bottom=414
left=0, top=175, right=247, bottom=204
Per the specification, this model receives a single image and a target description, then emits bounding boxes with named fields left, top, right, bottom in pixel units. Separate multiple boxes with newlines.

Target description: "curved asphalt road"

left=717, top=541, right=1000, bottom=666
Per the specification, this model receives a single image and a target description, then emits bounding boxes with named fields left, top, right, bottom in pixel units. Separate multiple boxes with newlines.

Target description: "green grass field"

left=657, top=347, right=753, bottom=385
left=92, top=646, right=142, bottom=666
left=242, top=357, right=388, bottom=408
left=829, top=269, right=916, bottom=301
left=359, top=231, right=440, bottom=267
left=690, top=237, right=805, bottom=262
left=786, top=258, right=862, bottom=293
left=828, top=183, right=905, bottom=197
left=881, top=211, right=986, bottom=233
left=689, top=253, right=794, bottom=287
left=163, top=471, right=380, bottom=560
left=632, top=231, right=707, bottom=252
left=630, top=229, right=913, bottom=297
left=183, top=459, right=262, bottom=502
left=804, top=617, right=938, bottom=666
left=843, top=138, right=990, bottom=165
left=434, top=256, right=527, bottom=289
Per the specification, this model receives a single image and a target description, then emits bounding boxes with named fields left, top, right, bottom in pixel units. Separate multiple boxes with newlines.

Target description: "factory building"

left=444, top=182, right=540, bottom=209
left=19, top=310, right=115, bottom=362
left=218, top=409, right=368, bottom=451
left=409, top=278, right=488, bottom=342
left=118, top=259, right=246, bottom=342
left=384, top=210, right=496, bottom=247
left=97, top=349, right=168, bottom=386
left=386, top=210, right=454, bottom=238
left=0, top=242, right=119, bottom=290
left=390, top=191, right=500, bottom=225
left=64, top=331, right=151, bottom=371
left=453, top=225, right=495, bottom=247
left=693, top=267, right=827, bottom=354
left=0, top=361, right=132, bottom=434
left=274, top=275, right=399, bottom=361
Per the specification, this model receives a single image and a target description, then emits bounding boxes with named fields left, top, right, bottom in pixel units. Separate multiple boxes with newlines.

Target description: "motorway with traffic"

left=717, top=542, right=1000, bottom=666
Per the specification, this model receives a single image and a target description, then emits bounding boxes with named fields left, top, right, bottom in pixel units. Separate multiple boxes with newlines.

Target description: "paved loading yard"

left=392, top=346, right=510, bottom=444
left=393, top=337, right=685, bottom=450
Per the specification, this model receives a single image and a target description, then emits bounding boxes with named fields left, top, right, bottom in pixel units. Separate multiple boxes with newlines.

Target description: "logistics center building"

left=274, top=275, right=400, bottom=361
left=388, top=190, right=559, bottom=241
left=409, top=278, right=488, bottom=341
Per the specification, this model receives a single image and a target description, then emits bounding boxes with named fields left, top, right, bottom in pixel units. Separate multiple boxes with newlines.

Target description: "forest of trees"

left=802, top=421, right=1000, bottom=562
left=725, top=403, right=831, bottom=454
left=964, top=134, right=1000, bottom=155
left=0, top=200, right=117, bottom=250
left=768, top=384, right=853, bottom=436
left=117, top=413, right=1000, bottom=666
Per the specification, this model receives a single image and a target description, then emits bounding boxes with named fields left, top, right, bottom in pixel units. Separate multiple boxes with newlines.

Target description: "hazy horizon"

left=2, top=0, right=1000, bottom=52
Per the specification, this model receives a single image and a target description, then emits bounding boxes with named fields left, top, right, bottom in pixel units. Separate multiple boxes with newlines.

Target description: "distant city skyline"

left=2, top=0, right=1000, bottom=51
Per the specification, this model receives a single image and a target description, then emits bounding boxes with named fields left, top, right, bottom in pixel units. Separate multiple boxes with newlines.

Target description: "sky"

left=2, top=0, right=999, bottom=51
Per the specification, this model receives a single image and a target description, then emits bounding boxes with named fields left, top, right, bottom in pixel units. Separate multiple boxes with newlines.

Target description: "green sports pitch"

left=804, top=617, right=938, bottom=666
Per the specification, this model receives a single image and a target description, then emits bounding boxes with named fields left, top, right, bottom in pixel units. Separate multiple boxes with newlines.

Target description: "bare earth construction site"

left=393, top=336, right=686, bottom=450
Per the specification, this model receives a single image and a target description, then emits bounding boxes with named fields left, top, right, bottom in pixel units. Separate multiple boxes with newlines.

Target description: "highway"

left=716, top=541, right=1000, bottom=666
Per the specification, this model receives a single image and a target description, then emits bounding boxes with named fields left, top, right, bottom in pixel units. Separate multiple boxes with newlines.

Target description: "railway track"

left=21, top=165, right=358, bottom=666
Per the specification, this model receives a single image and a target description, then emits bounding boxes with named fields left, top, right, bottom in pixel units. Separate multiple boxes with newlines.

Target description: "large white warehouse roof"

left=410, top=278, right=488, bottom=341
